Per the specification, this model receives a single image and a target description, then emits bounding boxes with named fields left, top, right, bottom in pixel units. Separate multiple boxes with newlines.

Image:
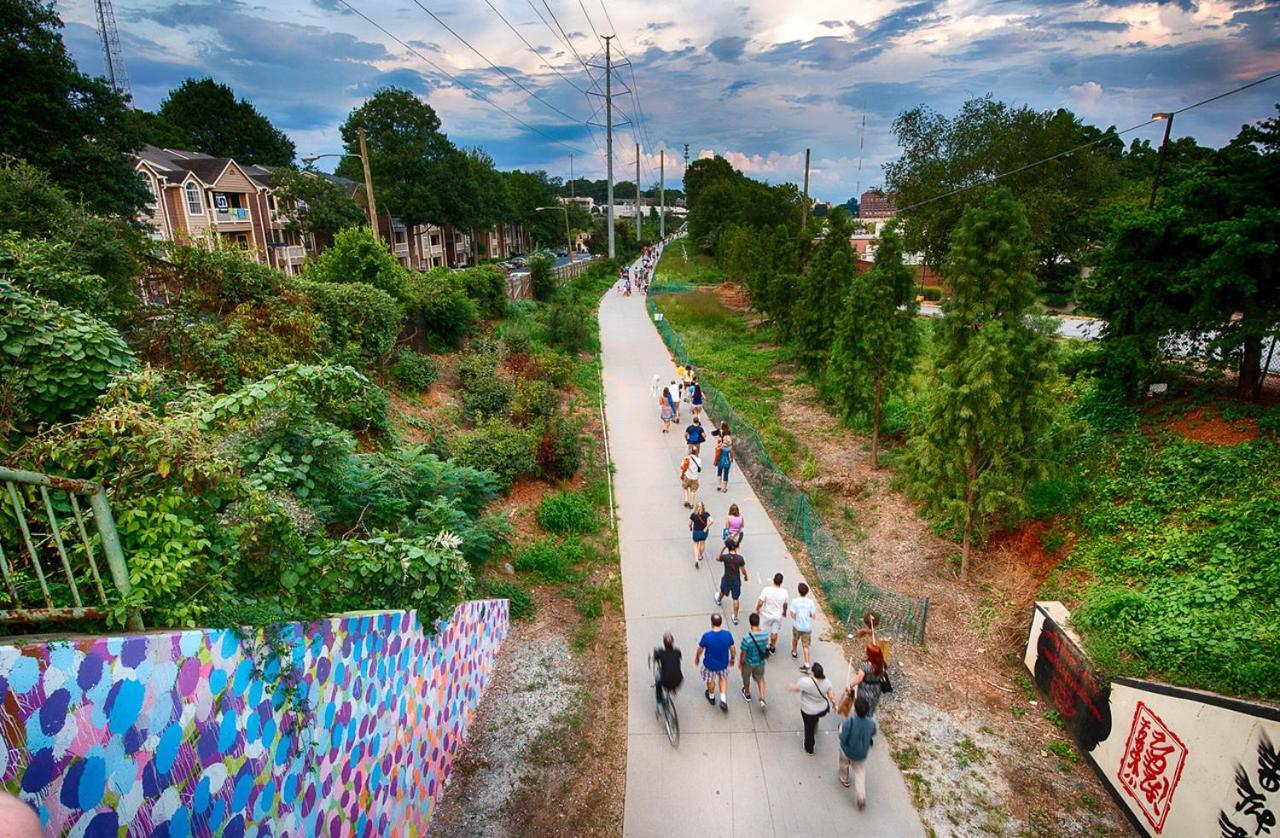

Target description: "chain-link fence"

left=647, top=292, right=929, bottom=644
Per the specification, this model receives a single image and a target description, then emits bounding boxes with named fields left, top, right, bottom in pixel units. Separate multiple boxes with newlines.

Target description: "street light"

left=1148, top=112, right=1175, bottom=210
left=536, top=205, right=575, bottom=262
left=300, top=126, right=380, bottom=241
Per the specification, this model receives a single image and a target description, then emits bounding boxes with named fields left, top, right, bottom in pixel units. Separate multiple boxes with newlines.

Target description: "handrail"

left=0, top=466, right=141, bottom=629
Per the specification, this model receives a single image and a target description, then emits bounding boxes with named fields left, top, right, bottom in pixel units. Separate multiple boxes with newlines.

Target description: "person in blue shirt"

left=695, top=612, right=736, bottom=712
left=839, top=696, right=877, bottom=809
left=684, top=416, right=706, bottom=454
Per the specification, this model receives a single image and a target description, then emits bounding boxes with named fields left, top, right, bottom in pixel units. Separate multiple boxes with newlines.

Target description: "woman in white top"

left=789, top=662, right=838, bottom=754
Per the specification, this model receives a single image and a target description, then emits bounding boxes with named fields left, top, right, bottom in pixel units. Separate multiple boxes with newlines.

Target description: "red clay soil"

left=1162, top=406, right=1257, bottom=445
left=714, top=282, right=753, bottom=311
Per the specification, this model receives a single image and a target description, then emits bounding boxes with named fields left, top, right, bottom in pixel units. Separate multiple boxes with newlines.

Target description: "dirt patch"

left=714, top=282, right=753, bottom=312
left=768, top=374, right=1128, bottom=835
left=1162, top=405, right=1257, bottom=445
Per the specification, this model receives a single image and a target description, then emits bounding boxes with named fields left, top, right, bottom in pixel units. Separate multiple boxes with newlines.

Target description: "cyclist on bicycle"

left=653, top=632, right=684, bottom=706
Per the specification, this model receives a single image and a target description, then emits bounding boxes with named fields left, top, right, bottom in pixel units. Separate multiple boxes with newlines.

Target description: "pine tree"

left=828, top=221, right=920, bottom=467
left=905, top=188, right=1059, bottom=577
left=790, top=209, right=856, bottom=376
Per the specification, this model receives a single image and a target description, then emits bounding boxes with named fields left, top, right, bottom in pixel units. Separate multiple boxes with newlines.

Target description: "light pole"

left=536, top=206, right=574, bottom=260
left=301, top=127, right=381, bottom=242
left=1148, top=112, right=1175, bottom=210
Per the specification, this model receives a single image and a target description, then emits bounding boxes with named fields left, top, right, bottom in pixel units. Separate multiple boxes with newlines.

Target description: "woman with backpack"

left=659, top=386, right=674, bottom=433
left=689, top=502, right=711, bottom=568
left=712, top=422, right=734, bottom=493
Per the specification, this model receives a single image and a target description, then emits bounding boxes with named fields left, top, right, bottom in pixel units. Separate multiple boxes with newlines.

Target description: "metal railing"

left=0, top=467, right=140, bottom=629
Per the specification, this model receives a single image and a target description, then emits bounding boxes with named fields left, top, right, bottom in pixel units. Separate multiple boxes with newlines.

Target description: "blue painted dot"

left=156, top=723, right=183, bottom=775
left=21, top=748, right=54, bottom=794
left=223, top=814, right=245, bottom=838
left=104, top=679, right=145, bottom=735
left=245, top=711, right=261, bottom=744
left=169, top=807, right=192, bottom=838
left=231, top=771, right=254, bottom=812
left=194, top=777, right=211, bottom=814
left=218, top=710, right=239, bottom=752
left=7, top=656, right=39, bottom=694
left=220, top=628, right=241, bottom=658
left=232, top=659, right=254, bottom=696
left=209, top=667, right=228, bottom=696
left=83, top=811, right=118, bottom=838
left=70, top=755, right=106, bottom=810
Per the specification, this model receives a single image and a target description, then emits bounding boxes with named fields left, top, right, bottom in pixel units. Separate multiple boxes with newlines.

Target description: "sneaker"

left=799, top=664, right=809, bottom=673
left=719, top=699, right=728, bottom=712
left=714, top=594, right=722, bottom=607
left=857, top=799, right=866, bottom=811
left=732, top=617, right=739, bottom=626
left=759, top=698, right=767, bottom=710
left=768, top=646, right=777, bottom=654
left=705, top=690, right=715, bottom=704
left=791, top=651, right=798, bottom=659
left=741, top=688, right=751, bottom=702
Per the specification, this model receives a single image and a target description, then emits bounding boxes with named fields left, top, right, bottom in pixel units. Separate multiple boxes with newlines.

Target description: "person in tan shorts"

left=679, top=446, right=702, bottom=509
left=789, top=582, right=817, bottom=672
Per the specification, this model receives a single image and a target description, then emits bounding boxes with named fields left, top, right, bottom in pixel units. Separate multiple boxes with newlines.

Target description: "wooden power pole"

left=801, top=147, right=811, bottom=229
left=358, top=127, right=380, bottom=243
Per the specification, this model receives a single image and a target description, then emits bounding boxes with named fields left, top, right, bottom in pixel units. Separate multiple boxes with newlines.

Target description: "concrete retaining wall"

left=0, top=599, right=509, bottom=835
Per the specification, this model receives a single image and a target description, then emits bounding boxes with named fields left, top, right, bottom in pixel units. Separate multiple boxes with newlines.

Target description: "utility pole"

left=604, top=36, right=615, bottom=259
left=570, top=153, right=575, bottom=199
left=357, top=127, right=380, bottom=243
left=94, top=0, right=131, bottom=98
left=801, top=147, right=811, bottom=229
left=635, top=142, right=641, bottom=244
left=659, top=149, right=665, bottom=239
left=1148, top=112, right=1175, bottom=210
left=683, top=143, right=689, bottom=172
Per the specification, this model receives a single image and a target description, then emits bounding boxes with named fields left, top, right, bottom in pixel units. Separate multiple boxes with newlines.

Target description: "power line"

left=578, top=0, right=603, bottom=44
left=334, top=0, right=587, bottom=155
left=482, top=0, right=588, bottom=94
left=540, top=0, right=597, bottom=84
left=409, top=0, right=589, bottom=124
left=899, top=68, right=1280, bottom=214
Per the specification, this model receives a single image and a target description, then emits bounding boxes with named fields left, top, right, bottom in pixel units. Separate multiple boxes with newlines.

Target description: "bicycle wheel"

left=662, top=693, right=680, bottom=747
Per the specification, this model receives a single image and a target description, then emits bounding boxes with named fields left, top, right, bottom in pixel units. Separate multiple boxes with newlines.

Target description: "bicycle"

left=649, top=656, right=680, bottom=747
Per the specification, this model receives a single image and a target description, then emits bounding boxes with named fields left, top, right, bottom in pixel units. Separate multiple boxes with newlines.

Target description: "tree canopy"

left=149, top=78, right=296, bottom=165
left=271, top=168, right=367, bottom=245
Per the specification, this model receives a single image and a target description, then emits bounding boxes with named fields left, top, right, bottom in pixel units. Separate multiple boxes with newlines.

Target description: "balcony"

left=214, top=206, right=252, bottom=226
left=279, top=244, right=305, bottom=263
left=393, top=241, right=409, bottom=256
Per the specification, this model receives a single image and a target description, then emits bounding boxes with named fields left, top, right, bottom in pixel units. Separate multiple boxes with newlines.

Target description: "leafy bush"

left=406, top=269, right=478, bottom=348
left=503, top=328, right=533, bottom=356
left=458, top=352, right=514, bottom=422
left=457, top=265, right=508, bottom=319
left=529, top=253, right=556, bottom=301
left=537, top=491, right=597, bottom=534
left=532, top=352, right=575, bottom=387
left=391, top=351, right=439, bottom=391
left=302, top=226, right=408, bottom=300
left=537, top=414, right=585, bottom=480
left=481, top=579, right=535, bottom=620
left=515, top=537, right=582, bottom=582
left=0, top=281, right=135, bottom=430
left=294, top=278, right=402, bottom=366
left=922, top=285, right=944, bottom=302
left=512, top=378, right=556, bottom=425
left=546, top=301, right=593, bottom=354
left=451, top=420, right=539, bottom=489
left=0, top=234, right=131, bottom=321
left=167, top=242, right=286, bottom=306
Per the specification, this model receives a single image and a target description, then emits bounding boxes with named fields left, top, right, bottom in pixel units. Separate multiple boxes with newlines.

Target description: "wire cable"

left=334, top=0, right=587, bottom=155
left=482, top=0, right=588, bottom=94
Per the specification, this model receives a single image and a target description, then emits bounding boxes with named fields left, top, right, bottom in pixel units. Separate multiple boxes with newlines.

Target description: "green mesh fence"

left=647, top=291, right=929, bottom=644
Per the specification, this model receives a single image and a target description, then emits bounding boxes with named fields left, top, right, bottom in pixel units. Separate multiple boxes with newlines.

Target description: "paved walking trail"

left=600, top=257, right=926, bottom=837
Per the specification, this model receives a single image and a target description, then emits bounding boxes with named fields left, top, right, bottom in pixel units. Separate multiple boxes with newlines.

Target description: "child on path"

left=838, top=697, right=877, bottom=809
left=714, top=541, right=748, bottom=625
left=695, top=613, right=735, bottom=712
left=789, top=582, right=818, bottom=672
left=689, top=502, right=711, bottom=568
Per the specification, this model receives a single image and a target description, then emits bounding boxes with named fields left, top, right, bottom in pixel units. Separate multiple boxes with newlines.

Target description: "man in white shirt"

left=755, top=573, right=789, bottom=653
left=789, top=582, right=818, bottom=672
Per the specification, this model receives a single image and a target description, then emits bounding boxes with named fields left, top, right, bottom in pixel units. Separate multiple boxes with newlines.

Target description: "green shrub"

left=302, top=226, right=408, bottom=300
left=512, top=378, right=556, bottom=425
left=451, top=420, right=539, bottom=489
left=482, top=579, right=535, bottom=620
left=295, top=278, right=402, bottom=365
left=406, top=269, right=478, bottom=348
left=922, top=285, right=944, bottom=302
left=0, top=234, right=129, bottom=321
left=537, top=415, right=584, bottom=479
left=532, top=352, right=575, bottom=387
left=457, top=265, right=508, bottom=319
left=0, top=281, right=135, bottom=430
left=458, top=352, right=515, bottom=422
left=391, top=351, right=439, bottom=391
left=547, top=301, right=592, bottom=354
left=529, top=254, right=556, bottom=301
left=503, top=328, right=533, bottom=356
left=515, top=537, right=582, bottom=582
left=537, top=491, right=598, bottom=534
left=168, top=241, right=286, bottom=305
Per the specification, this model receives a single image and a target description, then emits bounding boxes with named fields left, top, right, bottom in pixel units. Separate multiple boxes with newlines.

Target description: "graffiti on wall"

left=0, top=599, right=508, bottom=835
left=1025, top=601, right=1280, bottom=838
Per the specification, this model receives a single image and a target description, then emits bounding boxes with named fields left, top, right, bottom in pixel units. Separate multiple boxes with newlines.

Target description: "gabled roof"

left=131, top=145, right=261, bottom=190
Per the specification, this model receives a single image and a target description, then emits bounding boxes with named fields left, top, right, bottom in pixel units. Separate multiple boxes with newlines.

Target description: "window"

left=185, top=182, right=203, bottom=215
left=141, top=177, right=157, bottom=207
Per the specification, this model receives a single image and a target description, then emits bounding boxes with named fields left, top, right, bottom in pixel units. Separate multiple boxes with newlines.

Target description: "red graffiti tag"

left=1118, top=702, right=1189, bottom=834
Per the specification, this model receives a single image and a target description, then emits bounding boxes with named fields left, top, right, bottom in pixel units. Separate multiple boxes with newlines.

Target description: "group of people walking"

left=617, top=242, right=662, bottom=296
left=648, top=354, right=892, bottom=812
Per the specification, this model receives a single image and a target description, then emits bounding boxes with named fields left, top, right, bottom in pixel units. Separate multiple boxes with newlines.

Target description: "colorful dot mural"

left=0, top=599, right=509, bottom=835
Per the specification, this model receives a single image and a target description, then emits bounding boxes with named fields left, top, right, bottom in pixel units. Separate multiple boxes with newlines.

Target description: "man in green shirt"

left=739, top=611, right=771, bottom=708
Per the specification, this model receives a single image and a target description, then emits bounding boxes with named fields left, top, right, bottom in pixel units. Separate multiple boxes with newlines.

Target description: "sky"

left=58, top=0, right=1280, bottom=202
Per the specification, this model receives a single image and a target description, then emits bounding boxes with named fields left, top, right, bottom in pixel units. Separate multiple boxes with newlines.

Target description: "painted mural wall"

left=0, top=599, right=509, bottom=836
left=1025, top=601, right=1280, bottom=838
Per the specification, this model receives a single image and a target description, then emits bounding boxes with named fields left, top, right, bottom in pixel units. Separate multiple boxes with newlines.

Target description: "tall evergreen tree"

left=789, top=209, right=856, bottom=377
left=828, top=221, right=920, bottom=467
left=155, top=78, right=295, bottom=165
left=904, top=188, right=1059, bottom=577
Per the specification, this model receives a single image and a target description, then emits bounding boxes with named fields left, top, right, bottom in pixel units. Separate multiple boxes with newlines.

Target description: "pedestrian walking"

left=659, top=387, right=674, bottom=433
left=695, top=613, right=735, bottom=712
left=838, top=697, right=876, bottom=809
left=691, top=381, right=704, bottom=417
left=679, top=446, right=702, bottom=509
left=712, top=422, right=734, bottom=492
left=723, top=503, right=745, bottom=547
left=789, top=582, right=818, bottom=671
left=756, top=573, right=789, bottom=653
left=684, top=415, right=707, bottom=454
left=667, top=382, right=680, bottom=422
left=739, top=612, right=771, bottom=708
left=847, top=643, right=890, bottom=716
left=714, top=540, right=749, bottom=625
left=789, top=662, right=837, bottom=755
left=689, top=502, right=711, bottom=568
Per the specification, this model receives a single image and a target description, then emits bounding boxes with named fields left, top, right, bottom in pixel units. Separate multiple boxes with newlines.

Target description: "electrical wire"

left=482, top=0, right=588, bottom=94
left=408, top=0, right=589, bottom=124
left=899, top=68, right=1280, bottom=213
left=333, top=0, right=587, bottom=155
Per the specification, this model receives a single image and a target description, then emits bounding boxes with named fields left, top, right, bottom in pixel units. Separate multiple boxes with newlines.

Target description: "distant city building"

left=858, top=188, right=897, bottom=219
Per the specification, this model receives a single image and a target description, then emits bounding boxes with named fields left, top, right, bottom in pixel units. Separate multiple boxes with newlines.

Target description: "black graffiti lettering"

left=1223, top=811, right=1252, bottom=838
left=1235, top=764, right=1277, bottom=835
left=1260, top=733, right=1280, bottom=794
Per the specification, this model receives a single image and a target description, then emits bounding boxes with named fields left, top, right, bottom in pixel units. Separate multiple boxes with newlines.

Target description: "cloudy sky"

left=59, top=0, right=1279, bottom=201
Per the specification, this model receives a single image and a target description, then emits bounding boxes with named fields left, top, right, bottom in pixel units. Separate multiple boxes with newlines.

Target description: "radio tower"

left=94, top=0, right=131, bottom=99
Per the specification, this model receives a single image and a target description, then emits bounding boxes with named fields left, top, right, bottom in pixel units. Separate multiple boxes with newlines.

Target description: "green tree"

left=528, top=254, right=556, bottom=301
left=789, top=209, right=857, bottom=376
left=904, top=189, right=1059, bottom=577
left=504, top=169, right=560, bottom=247
left=828, top=221, right=920, bottom=467
left=456, top=148, right=512, bottom=263
left=337, top=87, right=457, bottom=228
left=153, top=78, right=295, bottom=165
left=302, top=226, right=408, bottom=301
left=0, top=0, right=148, bottom=216
left=271, top=167, right=367, bottom=246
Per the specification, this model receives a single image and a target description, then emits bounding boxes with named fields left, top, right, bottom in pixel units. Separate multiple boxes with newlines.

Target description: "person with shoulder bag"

left=789, top=662, right=838, bottom=755
left=848, top=643, right=891, bottom=716
left=679, top=446, right=702, bottom=509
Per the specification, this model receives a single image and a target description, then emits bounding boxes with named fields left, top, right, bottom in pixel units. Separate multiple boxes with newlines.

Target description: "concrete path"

left=600, top=255, right=925, bottom=837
